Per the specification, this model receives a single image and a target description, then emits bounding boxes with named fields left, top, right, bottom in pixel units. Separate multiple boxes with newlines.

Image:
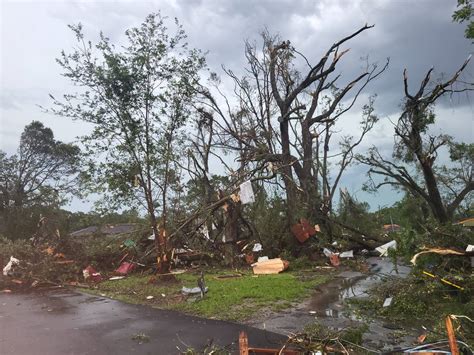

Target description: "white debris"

left=201, top=225, right=210, bottom=240
left=375, top=240, right=397, bottom=257
left=109, top=276, right=125, bottom=281
left=323, top=248, right=334, bottom=258
left=467, top=245, right=474, bottom=267
left=383, top=297, right=393, bottom=307
left=252, top=243, right=263, bottom=252
left=331, top=241, right=338, bottom=246
left=239, top=180, right=255, bottom=204
left=181, top=286, right=208, bottom=295
left=339, top=250, right=354, bottom=258
left=3, top=256, right=20, bottom=276
left=146, top=296, right=154, bottom=300
left=257, top=256, right=269, bottom=262
left=148, top=234, right=155, bottom=240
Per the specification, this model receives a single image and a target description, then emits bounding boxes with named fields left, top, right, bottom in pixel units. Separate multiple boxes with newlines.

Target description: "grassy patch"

left=88, top=268, right=330, bottom=321
left=347, top=273, right=474, bottom=346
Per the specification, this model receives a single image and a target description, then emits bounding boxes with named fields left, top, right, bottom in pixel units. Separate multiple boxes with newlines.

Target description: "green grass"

left=347, top=273, right=474, bottom=347
left=87, top=269, right=330, bottom=321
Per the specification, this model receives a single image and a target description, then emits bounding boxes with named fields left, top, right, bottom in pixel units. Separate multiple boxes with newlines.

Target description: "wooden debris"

left=251, top=258, right=289, bottom=275
left=446, top=315, right=459, bottom=355
left=239, top=331, right=300, bottom=355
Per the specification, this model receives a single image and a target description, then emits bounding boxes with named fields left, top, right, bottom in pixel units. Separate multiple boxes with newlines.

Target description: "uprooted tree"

left=199, top=26, right=387, bottom=242
left=358, top=58, right=473, bottom=224
left=0, top=121, right=80, bottom=239
left=49, top=13, right=206, bottom=273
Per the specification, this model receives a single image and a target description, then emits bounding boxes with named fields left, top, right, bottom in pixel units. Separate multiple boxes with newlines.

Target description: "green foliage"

left=376, top=193, right=430, bottom=232
left=453, top=0, right=474, bottom=39
left=350, top=274, right=474, bottom=345
left=302, top=322, right=369, bottom=352
left=50, top=13, right=206, bottom=224
left=0, top=121, right=80, bottom=239
left=336, top=190, right=380, bottom=236
left=245, top=190, right=290, bottom=256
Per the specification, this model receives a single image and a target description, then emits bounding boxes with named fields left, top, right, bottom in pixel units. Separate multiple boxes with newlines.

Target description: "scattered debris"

left=257, top=256, right=269, bottom=262
left=251, top=258, right=289, bottom=275
left=146, top=295, right=154, bottom=300
left=375, top=240, right=397, bottom=256
left=115, top=261, right=136, bottom=275
left=53, top=259, right=75, bottom=264
left=131, top=332, right=150, bottom=344
left=252, top=243, right=263, bottom=252
left=2, top=256, right=20, bottom=276
left=416, top=333, right=427, bottom=344
left=322, top=248, right=340, bottom=266
left=239, top=180, right=255, bottom=204
left=382, top=297, right=393, bottom=307
left=401, top=315, right=471, bottom=354
left=109, top=276, right=125, bottom=281
left=181, top=286, right=209, bottom=295
left=239, top=331, right=299, bottom=355
left=411, top=247, right=466, bottom=265
left=323, top=248, right=334, bottom=258
left=382, top=223, right=401, bottom=233
left=291, top=219, right=317, bottom=243
left=422, top=270, right=464, bottom=290
left=82, top=265, right=102, bottom=283
left=466, top=245, right=474, bottom=267
left=329, top=254, right=340, bottom=267
left=339, top=250, right=354, bottom=258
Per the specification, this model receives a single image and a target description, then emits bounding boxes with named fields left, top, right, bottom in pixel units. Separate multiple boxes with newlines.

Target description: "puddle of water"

left=308, top=256, right=411, bottom=318
left=249, top=256, right=417, bottom=350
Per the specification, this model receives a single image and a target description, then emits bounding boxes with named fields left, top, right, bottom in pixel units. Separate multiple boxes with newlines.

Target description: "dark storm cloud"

left=1, top=0, right=472, bottom=210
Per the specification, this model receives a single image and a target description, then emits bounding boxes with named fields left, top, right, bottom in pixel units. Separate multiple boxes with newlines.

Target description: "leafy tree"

left=49, top=13, right=206, bottom=273
left=358, top=60, right=473, bottom=224
left=453, top=0, right=474, bottom=39
left=0, top=121, right=80, bottom=238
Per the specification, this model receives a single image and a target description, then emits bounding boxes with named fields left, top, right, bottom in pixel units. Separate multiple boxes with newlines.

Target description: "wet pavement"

left=0, top=288, right=287, bottom=355
left=247, top=257, right=417, bottom=350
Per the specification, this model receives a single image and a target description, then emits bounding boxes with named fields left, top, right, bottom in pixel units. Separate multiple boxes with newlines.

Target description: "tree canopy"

left=49, top=13, right=206, bottom=272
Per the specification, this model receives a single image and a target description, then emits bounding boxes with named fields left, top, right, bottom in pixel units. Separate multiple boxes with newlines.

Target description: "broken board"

left=251, top=258, right=289, bottom=275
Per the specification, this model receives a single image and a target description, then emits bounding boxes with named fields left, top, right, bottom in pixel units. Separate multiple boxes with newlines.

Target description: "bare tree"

left=199, top=26, right=387, bottom=230
left=358, top=57, right=473, bottom=224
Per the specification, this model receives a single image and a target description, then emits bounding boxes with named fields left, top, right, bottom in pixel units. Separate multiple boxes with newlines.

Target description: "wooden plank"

left=445, top=315, right=459, bottom=355
left=251, top=258, right=289, bottom=275
left=239, top=331, right=249, bottom=355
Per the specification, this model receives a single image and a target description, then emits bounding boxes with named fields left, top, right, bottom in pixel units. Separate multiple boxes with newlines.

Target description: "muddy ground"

left=246, top=257, right=418, bottom=351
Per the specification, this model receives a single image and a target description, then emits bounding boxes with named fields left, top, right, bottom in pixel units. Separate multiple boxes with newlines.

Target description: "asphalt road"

left=0, top=288, right=288, bottom=355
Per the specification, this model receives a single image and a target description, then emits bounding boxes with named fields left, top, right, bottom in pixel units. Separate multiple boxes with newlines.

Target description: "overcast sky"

left=1, top=0, right=473, bottom=212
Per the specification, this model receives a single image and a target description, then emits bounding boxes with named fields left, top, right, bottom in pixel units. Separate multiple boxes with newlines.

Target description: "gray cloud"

left=1, top=0, right=472, bottom=210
